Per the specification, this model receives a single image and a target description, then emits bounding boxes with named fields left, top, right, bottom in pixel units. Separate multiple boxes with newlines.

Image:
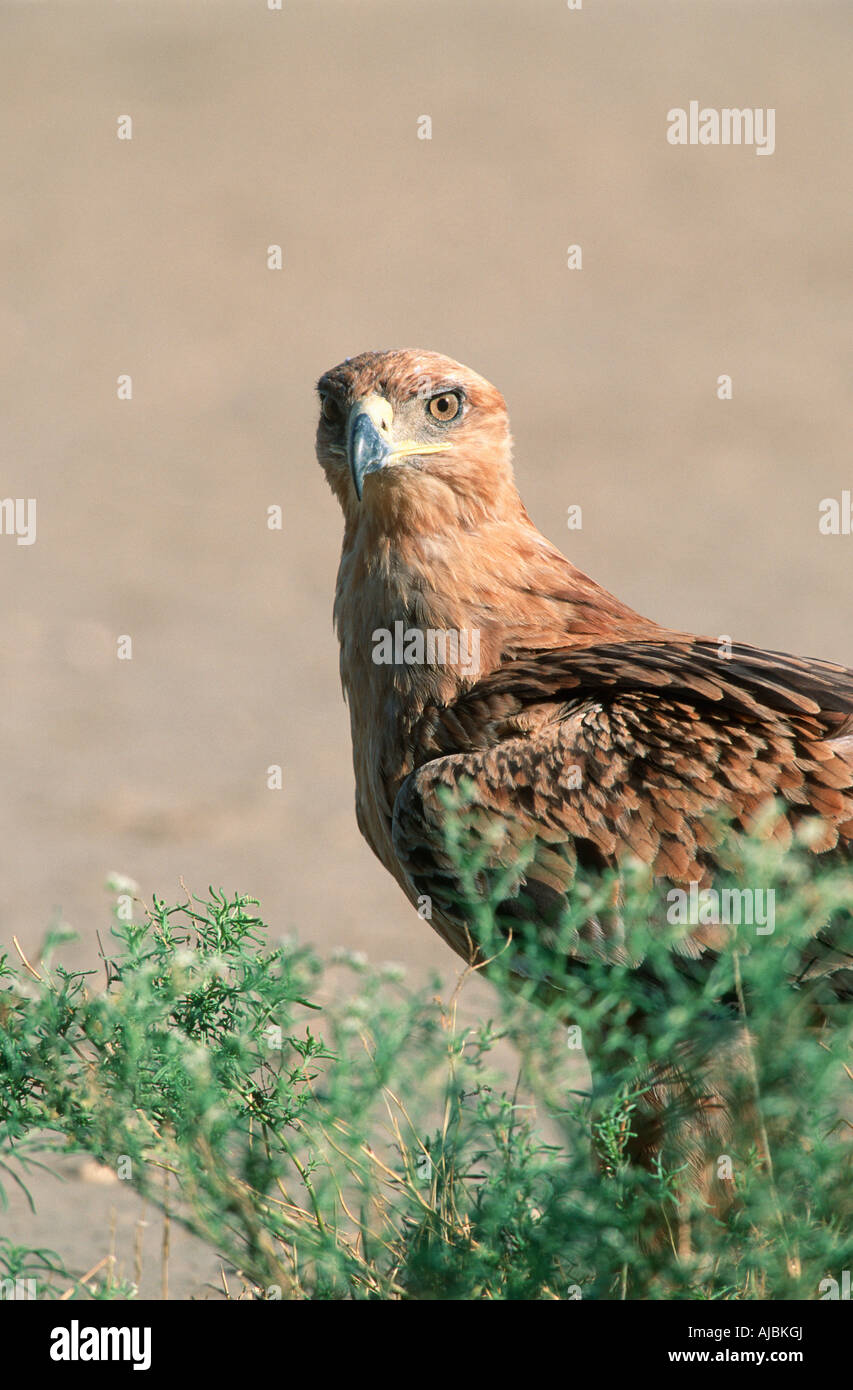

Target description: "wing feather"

left=392, top=639, right=853, bottom=974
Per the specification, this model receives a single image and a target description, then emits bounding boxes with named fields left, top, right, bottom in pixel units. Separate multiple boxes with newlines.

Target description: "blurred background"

left=1, top=0, right=851, bottom=1296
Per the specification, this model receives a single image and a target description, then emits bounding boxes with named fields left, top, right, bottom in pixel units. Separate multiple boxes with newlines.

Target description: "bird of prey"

left=315, top=347, right=853, bottom=1204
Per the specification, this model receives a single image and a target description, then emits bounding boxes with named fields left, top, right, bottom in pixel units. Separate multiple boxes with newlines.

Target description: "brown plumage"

left=316, top=348, right=853, bottom=1207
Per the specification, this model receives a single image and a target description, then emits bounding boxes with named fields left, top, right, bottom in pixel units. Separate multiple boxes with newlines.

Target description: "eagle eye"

left=320, top=394, right=341, bottom=425
left=427, top=391, right=461, bottom=423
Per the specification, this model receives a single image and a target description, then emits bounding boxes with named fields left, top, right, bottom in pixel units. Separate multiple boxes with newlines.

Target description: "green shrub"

left=0, top=830, right=850, bottom=1299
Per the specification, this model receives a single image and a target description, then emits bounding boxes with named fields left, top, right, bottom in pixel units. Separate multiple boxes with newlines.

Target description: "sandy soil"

left=1, top=0, right=851, bottom=1297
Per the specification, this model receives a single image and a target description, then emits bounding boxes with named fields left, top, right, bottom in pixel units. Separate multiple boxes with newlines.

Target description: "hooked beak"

left=347, top=394, right=392, bottom=500
left=346, top=392, right=450, bottom=500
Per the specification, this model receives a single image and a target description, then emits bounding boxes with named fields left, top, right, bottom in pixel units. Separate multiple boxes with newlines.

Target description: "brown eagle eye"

left=427, top=391, right=461, bottom=422
left=321, top=395, right=340, bottom=424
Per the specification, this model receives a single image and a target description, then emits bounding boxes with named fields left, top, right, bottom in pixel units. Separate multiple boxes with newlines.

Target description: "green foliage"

left=0, top=832, right=850, bottom=1300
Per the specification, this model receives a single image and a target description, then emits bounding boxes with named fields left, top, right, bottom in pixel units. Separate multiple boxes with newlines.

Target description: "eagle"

left=315, top=347, right=853, bottom=1217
